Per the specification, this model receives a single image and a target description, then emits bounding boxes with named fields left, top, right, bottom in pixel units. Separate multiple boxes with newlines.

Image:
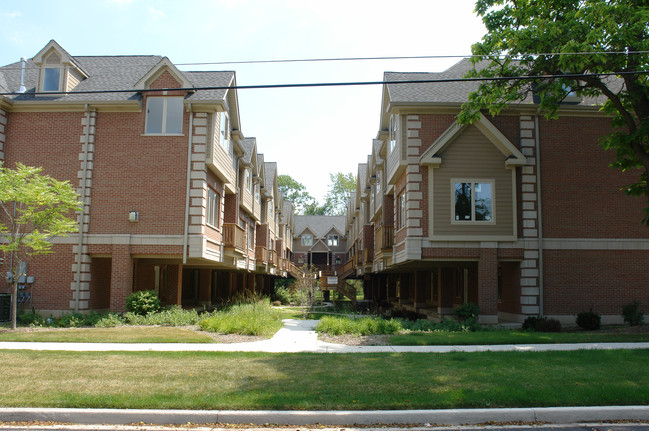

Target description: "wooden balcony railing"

left=376, top=225, right=394, bottom=251
left=269, top=249, right=278, bottom=267
left=223, top=223, right=245, bottom=252
left=255, top=246, right=268, bottom=263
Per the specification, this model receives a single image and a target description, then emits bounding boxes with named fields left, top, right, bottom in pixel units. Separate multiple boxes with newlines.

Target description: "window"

left=43, top=67, right=61, bottom=92
left=327, top=234, right=339, bottom=247
left=397, top=191, right=406, bottom=230
left=375, top=171, right=381, bottom=197
left=145, top=97, right=183, bottom=134
left=244, top=169, right=252, bottom=193
left=219, top=112, right=230, bottom=151
left=255, top=184, right=261, bottom=203
left=389, top=114, right=398, bottom=153
left=248, top=226, right=254, bottom=250
left=453, top=180, right=493, bottom=222
left=206, top=189, right=220, bottom=228
left=301, top=234, right=312, bottom=246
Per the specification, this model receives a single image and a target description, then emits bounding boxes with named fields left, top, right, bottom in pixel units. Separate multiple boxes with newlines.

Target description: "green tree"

left=277, top=174, right=318, bottom=215
left=460, top=0, right=649, bottom=223
left=323, top=172, right=356, bottom=216
left=0, top=163, right=82, bottom=329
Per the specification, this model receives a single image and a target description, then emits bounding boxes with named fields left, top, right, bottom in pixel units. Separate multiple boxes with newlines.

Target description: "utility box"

left=0, top=293, right=10, bottom=322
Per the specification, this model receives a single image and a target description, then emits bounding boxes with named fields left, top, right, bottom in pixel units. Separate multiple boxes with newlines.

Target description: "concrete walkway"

left=1, top=319, right=649, bottom=353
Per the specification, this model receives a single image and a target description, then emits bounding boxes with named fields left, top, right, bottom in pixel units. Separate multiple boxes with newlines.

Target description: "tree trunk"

left=11, top=280, right=17, bottom=330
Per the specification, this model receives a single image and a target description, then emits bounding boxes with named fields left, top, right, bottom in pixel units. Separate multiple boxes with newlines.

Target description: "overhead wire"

left=0, top=70, right=647, bottom=97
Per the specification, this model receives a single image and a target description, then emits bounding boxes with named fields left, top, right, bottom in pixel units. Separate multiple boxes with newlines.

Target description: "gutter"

left=75, top=105, right=92, bottom=313
left=182, top=103, right=193, bottom=264
left=534, top=113, right=544, bottom=316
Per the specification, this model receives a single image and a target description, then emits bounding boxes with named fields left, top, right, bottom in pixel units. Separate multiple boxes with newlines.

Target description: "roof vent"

left=17, top=57, right=26, bottom=93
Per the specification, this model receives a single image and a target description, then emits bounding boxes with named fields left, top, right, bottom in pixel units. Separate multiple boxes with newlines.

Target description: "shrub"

left=316, top=316, right=403, bottom=336
left=534, top=317, right=562, bottom=332
left=272, top=286, right=293, bottom=305
left=576, top=309, right=601, bottom=331
left=453, top=302, right=480, bottom=322
left=522, top=316, right=542, bottom=331
left=94, top=313, right=125, bottom=328
left=125, top=290, right=160, bottom=316
left=17, top=310, right=42, bottom=326
left=622, top=300, right=644, bottom=326
left=199, top=299, right=283, bottom=337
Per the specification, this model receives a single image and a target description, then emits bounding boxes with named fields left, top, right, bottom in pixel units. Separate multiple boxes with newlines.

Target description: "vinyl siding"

left=432, top=124, right=515, bottom=239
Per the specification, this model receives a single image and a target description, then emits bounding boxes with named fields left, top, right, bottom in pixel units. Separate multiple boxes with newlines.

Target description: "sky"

left=0, top=0, right=486, bottom=202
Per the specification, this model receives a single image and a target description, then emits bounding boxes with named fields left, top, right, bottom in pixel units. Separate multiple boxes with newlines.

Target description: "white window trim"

left=397, top=191, right=407, bottom=231
left=301, top=234, right=313, bottom=246
left=144, top=96, right=184, bottom=136
left=389, top=114, right=398, bottom=153
left=219, top=112, right=230, bottom=151
left=327, top=234, right=339, bottom=247
left=450, top=178, right=496, bottom=225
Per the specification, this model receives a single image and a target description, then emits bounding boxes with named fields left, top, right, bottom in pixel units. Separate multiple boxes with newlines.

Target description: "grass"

left=0, top=349, right=647, bottom=410
left=0, top=327, right=214, bottom=343
left=389, top=329, right=649, bottom=345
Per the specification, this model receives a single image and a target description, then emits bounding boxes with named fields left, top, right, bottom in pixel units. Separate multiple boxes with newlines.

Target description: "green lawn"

left=0, top=327, right=214, bottom=343
left=389, top=329, right=649, bottom=345
left=0, top=349, right=647, bottom=410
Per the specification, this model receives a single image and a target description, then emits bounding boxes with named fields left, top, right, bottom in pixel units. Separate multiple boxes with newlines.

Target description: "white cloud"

left=148, top=6, right=166, bottom=19
left=4, top=11, right=22, bottom=18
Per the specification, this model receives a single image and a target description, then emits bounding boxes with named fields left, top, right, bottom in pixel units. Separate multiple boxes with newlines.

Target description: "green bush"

left=94, top=313, right=125, bottom=328
left=199, top=299, right=283, bottom=337
left=535, top=317, right=562, bottom=332
left=125, top=290, right=161, bottom=316
left=272, top=286, right=293, bottom=305
left=453, top=302, right=480, bottom=322
left=576, top=309, right=601, bottom=331
left=17, top=310, right=43, bottom=326
left=622, top=300, right=644, bottom=326
left=316, top=316, right=403, bottom=336
left=522, top=316, right=541, bottom=331
left=124, top=306, right=201, bottom=326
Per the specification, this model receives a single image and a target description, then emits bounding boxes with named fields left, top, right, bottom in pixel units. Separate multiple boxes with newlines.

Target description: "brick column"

left=519, top=116, right=541, bottom=317
left=109, top=244, right=133, bottom=312
left=70, top=111, right=96, bottom=311
left=478, top=247, right=499, bottom=323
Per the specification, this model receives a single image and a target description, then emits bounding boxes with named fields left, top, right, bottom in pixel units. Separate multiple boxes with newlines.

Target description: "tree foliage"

left=323, top=172, right=356, bottom=216
left=460, top=0, right=649, bottom=223
left=277, top=174, right=318, bottom=215
left=0, top=163, right=82, bottom=329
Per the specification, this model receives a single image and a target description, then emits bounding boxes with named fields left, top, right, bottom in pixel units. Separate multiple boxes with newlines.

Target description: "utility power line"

left=1, top=51, right=648, bottom=72
left=0, top=70, right=646, bottom=97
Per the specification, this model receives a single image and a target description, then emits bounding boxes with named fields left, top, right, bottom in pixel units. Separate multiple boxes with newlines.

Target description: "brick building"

left=0, top=40, right=295, bottom=315
left=342, top=59, right=649, bottom=324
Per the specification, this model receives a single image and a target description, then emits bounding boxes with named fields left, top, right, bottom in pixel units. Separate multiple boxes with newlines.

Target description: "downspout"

left=75, top=105, right=92, bottom=313
left=183, top=103, right=194, bottom=264
left=534, top=113, right=544, bottom=316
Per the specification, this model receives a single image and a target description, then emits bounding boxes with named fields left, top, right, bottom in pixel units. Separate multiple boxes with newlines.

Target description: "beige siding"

left=431, top=124, right=515, bottom=239
left=206, top=113, right=236, bottom=187
left=386, top=114, right=406, bottom=185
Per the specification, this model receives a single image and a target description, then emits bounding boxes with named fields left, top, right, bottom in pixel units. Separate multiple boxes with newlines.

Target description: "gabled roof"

left=134, top=57, right=192, bottom=90
left=294, top=215, right=346, bottom=239
left=420, top=114, right=527, bottom=168
left=241, top=137, right=256, bottom=167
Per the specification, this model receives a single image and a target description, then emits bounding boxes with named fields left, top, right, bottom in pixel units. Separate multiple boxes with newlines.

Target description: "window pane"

left=220, top=112, right=229, bottom=151
left=146, top=98, right=164, bottom=134
left=454, top=182, right=472, bottom=221
left=43, top=68, right=60, bottom=91
left=475, top=183, right=492, bottom=221
left=165, top=97, right=183, bottom=134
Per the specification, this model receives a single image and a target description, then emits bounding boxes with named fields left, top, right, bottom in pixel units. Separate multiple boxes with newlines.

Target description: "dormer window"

left=43, top=67, right=61, bottom=92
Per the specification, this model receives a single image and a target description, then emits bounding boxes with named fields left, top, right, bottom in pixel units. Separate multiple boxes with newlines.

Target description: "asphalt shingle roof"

left=294, top=215, right=346, bottom=239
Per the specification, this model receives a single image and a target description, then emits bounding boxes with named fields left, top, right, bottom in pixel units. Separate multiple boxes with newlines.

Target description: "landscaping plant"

left=125, top=290, right=161, bottom=316
left=623, top=300, right=645, bottom=326
left=576, top=309, right=601, bottom=331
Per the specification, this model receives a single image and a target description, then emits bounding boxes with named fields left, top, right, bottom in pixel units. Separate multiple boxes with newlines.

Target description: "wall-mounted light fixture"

left=129, top=211, right=139, bottom=222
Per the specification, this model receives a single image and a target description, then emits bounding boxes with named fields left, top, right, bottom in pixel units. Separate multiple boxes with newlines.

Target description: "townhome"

left=0, top=40, right=294, bottom=315
left=347, top=59, right=649, bottom=324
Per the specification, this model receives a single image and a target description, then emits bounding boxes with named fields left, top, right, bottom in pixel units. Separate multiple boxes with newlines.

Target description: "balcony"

left=269, top=249, right=279, bottom=267
left=223, top=223, right=245, bottom=253
left=255, top=246, right=268, bottom=263
left=376, top=225, right=394, bottom=251
left=363, top=247, right=374, bottom=265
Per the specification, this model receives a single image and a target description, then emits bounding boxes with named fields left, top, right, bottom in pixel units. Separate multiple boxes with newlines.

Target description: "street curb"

left=1, top=406, right=649, bottom=426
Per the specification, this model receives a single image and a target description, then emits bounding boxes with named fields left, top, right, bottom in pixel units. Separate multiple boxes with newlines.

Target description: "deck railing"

left=223, top=223, right=245, bottom=252
left=376, top=225, right=394, bottom=251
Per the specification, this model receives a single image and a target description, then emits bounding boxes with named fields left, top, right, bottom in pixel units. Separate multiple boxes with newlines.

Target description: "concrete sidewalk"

left=1, top=319, right=649, bottom=353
